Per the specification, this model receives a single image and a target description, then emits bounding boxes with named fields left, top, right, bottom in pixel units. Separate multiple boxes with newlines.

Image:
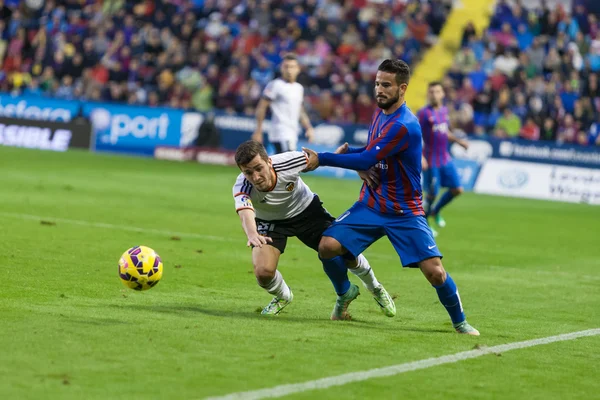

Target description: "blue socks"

left=320, top=255, right=351, bottom=295
left=425, top=195, right=436, bottom=216
left=431, top=191, right=455, bottom=215
left=433, top=273, right=465, bottom=325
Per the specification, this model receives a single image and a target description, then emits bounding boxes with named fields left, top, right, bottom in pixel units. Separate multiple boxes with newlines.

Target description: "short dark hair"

left=428, top=81, right=443, bottom=88
left=377, top=59, right=410, bottom=85
left=235, top=140, right=269, bottom=166
left=282, top=53, right=298, bottom=62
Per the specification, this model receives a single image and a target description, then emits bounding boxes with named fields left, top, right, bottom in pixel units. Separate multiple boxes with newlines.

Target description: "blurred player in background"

left=252, top=54, right=314, bottom=153
left=232, top=140, right=395, bottom=319
left=418, top=82, right=469, bottom=237
left=303, top=60, right=479, bottom=335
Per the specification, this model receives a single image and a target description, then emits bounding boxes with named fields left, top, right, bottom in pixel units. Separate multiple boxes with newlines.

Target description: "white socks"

left=348, top=254, right=380, bottom=292
left=259, top=270, right=292, bottom=301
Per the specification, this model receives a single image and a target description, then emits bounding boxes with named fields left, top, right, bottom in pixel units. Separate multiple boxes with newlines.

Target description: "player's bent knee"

left=318, top=236, right=344, bottom=259
left=419, top=258, right=446, bottom=286
left=451, top=187, right=464, bottom=196
left=254, top=264, right=276, bottom=284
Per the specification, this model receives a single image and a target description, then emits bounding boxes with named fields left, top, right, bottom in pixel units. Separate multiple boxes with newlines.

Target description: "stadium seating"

left=444, top=0, right=600, bottom=146
left=0, top=0, right=451, bottom=125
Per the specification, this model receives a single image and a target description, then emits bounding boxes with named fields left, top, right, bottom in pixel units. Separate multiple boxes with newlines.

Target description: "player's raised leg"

left=345, top=253, right=396, bottom=317
left=430, top=187, right=463, bottom=227
left=418, top=257, right=479, bottom=335
left=318, top=236, right=360, bottom=320
left=252, top=245, right=293, bottom=315
left=429, top=162, right=463, bottom=228
left=423, top=167, right=440, bottom=237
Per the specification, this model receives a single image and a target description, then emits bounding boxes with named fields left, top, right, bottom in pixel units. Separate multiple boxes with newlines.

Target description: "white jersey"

left=232, top=151, right=314, bottom=221
left=263, top=78, right=304, bottom=143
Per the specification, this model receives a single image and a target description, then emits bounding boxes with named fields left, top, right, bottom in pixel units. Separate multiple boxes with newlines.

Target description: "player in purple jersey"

left=418, top=82, right=469, bottom=236
left=303, top=60, right=479, bottom=335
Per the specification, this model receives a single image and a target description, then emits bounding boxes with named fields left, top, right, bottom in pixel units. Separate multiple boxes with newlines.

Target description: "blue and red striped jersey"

left=418, top=105, right=451, bottom=168
left=318, top=103, right=424, bottom=216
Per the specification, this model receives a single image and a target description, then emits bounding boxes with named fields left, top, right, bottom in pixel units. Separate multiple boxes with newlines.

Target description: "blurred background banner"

left=475, top=158, right=600, bottom=204
left=82, top=102, right=203, bottom=156
left=0, top=115, right=92, bottom=151
left=0, top=93, right=81, bottom=122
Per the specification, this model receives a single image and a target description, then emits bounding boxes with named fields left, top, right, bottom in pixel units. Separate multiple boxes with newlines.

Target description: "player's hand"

left=422, top=157, right=429, bottom=171
left=460, top=140, right=469, bottom=150
left=302, top=147, right=320, bottom=172
left=334, top=142, right=349, bottom=154
left=358, top=167, right=379, bottom=189
left=247, top=234, right=272, bottom=248
left=305, top=127, right=315, bottom=143
left=251, top=130, right=263, bottom=143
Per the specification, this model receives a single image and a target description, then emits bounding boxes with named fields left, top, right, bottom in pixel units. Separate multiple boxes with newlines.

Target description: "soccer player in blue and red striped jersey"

left=418, top=82, right=469, bottom=236
left=303, top=60, right=479, bottom=335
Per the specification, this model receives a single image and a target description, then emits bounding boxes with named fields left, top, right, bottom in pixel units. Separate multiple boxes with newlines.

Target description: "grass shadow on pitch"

left=106, top=304, right=450, bottom=335
left=107, top=303, right=388, bottom=327
left=107, top=303, right=329, bottom=324
left=63, top=317, right=132, bottom=326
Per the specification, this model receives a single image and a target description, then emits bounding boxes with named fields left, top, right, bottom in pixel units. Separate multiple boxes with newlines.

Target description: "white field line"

left=205, top=328, right=600, bottom=400
left=0, top=211, right=400, bottom=261
left=0, top=211, right=234, bottom=242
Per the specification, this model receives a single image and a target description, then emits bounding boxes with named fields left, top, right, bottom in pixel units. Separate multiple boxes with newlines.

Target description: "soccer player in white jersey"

left=232, top=140, right=395, bottom=319
left=252, top=53, right=314, bottom=153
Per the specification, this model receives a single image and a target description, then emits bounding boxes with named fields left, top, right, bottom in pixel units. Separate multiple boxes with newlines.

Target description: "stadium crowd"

left=446, top=0, right=600, bottom=146
left=0, top=0, right=450, bottom=124
left=0, top=0, right=599, bottom=147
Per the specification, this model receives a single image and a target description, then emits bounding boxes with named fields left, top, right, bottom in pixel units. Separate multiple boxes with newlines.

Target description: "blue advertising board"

left=450, top=137, right=600, bottom=169
left=82, top=102, right=203, bottom=156
left=453, top=158, right=481, bottom=191
left=0, top=93, right=81, bottom=122
left=1, top=94, right=597, bottom=173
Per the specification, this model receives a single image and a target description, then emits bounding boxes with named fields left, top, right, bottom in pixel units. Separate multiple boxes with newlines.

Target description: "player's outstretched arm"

left=448, top=132, right=469, bottom=150
left=307, top=123, right=410, bottom=171
left=300, top=105, right=314, bottom=142
left=335, top=142, right=367, bottom=154
left=238, top=209, right=273, bottom=248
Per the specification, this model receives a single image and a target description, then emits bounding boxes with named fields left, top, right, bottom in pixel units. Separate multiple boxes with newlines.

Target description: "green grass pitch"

left=1, top=146, right=599, bottom=399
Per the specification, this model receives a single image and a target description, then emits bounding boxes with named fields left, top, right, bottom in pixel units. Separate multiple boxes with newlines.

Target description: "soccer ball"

left=118, top=246, right=163, bottom=291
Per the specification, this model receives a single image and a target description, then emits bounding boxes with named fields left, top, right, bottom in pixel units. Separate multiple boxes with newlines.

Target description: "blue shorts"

left=324, top=202, right=442, bottom=268
left=423, top=160, right=461, bottom=195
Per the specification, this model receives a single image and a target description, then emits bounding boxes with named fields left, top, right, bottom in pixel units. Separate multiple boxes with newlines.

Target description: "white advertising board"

left=474, top=159, right=600, bottom=205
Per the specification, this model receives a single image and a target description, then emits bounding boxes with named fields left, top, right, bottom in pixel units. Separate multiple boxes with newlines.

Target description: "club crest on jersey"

left=285, top=182, right=295, bottom=191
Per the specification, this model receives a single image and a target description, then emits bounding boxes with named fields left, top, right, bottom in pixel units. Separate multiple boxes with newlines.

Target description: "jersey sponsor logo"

left=376, top=161, right=388, bottom=170
left=285, top=182, right=295, bottom=191
left=428, top=245, right=437, bottom=249
left=433, top=122, right=448, bottom=133
left=240, top=195, right=253, bottom=207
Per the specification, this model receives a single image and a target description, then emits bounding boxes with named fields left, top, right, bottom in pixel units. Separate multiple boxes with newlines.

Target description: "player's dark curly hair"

left=378, top=59, right=411, bottom=85
left=235, top=140, right=269, bottom=166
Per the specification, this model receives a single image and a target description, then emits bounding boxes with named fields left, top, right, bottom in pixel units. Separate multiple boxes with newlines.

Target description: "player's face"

left=281, top=60, right=300, bottom=82
left=427, top=85, right=445, bottom=107
left=240, top=155, right=274, bottom=191
left=374, top=71, right=406, bottom=110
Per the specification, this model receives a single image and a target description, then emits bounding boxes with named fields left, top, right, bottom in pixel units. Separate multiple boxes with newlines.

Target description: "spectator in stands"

left=0, top=0, right=452, bottom=128
left=494, top=107, right=522, bottom=138
left=520, top=117, right=540, bottom=140
left=443, top=0, right=600, bottom=146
